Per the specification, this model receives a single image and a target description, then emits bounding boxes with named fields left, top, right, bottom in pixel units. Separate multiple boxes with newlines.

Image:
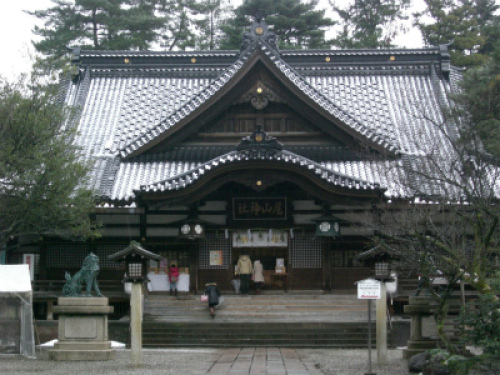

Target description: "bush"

left=459, top=272, right=500, bottom=356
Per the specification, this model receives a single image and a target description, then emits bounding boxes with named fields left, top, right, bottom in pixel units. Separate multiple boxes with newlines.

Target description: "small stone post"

left=130, top=282, right=143, bottom=366
left=376, top=281, right=388, bottom=364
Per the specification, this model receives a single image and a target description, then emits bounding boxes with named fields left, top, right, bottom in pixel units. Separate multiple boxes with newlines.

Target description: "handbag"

left=231, top=278, right=241, bottom=293
left=201, top=294, right=208, bottom=302
left=251, top=274, right=255, bottom=281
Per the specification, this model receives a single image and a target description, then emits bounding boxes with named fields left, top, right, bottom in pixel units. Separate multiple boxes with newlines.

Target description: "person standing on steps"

left=236, top=253, right=253, bottom=295
left=253, top=260, right=264, bottom=294
left=204, top=282, right=220, bottom=318
left=169, top=263, right=179, bottom=296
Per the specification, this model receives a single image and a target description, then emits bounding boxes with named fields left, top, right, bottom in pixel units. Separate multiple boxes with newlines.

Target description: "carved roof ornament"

left=238, top=82, right=284, bottom=109
left=236, top=126, right=284, bottom=157
left=240, top=11, right=278, bottom=52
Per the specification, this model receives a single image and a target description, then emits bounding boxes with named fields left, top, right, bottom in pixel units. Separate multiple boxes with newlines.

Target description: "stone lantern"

left=108, top=241, right=161, bottom=366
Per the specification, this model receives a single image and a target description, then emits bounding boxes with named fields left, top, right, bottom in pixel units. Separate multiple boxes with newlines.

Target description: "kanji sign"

left=357, top=278, right=381, bottom=299
left=233, top=198, right=286, bottom=220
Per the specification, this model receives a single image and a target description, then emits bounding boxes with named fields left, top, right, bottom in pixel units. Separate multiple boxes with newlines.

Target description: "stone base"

left=402, top=339, right=437, bottom=359
left=49, top=297, right=115, bottom=361
left=49, top=349, right=115, bottom=361
left=54, top=340, right=112, bottom=351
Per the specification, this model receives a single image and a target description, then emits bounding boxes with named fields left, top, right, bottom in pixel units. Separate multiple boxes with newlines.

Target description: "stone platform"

left=49, top=297, right=115, bottom=361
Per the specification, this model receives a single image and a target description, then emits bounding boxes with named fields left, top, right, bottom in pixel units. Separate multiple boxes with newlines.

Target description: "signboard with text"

left=210, top=250, right=223, bottom=266
left=357, top=278, right=381, bottom=299
left=233, top=198, right=287, bottom=220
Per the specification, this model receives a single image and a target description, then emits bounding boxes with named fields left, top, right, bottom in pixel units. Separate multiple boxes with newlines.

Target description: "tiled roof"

left=137, top=148, right=383, bottom=196
left=102, top=148, right=406, bottom=203
left=118, top=41, right=408, bottom=158
left=260, top=42, right=399, bottom=153
left=118, top=48, right=252, bottom=158
left=65, top=40, right=471, bottom=205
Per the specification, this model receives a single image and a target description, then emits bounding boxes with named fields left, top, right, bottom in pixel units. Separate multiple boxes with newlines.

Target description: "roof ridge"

left=280, top=48, right=440, bottom=56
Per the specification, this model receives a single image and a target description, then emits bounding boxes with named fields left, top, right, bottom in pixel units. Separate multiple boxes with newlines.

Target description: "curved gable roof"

left=135, top=129, right=385, bottom=202
left=119, top=40, right=399, bottom=159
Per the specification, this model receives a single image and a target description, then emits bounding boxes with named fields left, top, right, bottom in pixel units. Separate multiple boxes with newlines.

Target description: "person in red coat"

left=169, top=264, right=179, bottom=296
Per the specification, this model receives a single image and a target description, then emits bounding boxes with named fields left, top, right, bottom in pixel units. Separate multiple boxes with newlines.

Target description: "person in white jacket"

left=253, top=260, right=264, bottom=294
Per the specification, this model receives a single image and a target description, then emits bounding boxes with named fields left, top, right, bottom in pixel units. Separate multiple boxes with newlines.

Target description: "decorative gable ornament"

left=236, top=127, right=283, bottom=156
left=240, top=12, right=277, bottom=52
left=238, top=82, right=284, bottom=110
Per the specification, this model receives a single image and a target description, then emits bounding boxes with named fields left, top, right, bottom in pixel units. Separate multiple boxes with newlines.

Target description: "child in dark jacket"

left=204, top=282, right=220, bottom=318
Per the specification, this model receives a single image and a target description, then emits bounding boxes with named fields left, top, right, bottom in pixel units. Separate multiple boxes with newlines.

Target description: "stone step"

left=143, top=293, right=376, bottom=324
left=144, top=309, right=367, bottom=317
left=143, top=325, right=375, bottom=334
left=145, top=305, right=370, bottom=311
left=145, top=298, right=366, bottom=304
left=142, top=322, right=382, bottom=348
left=145, top=294, right=362, bottom=301
left=143, top=340, right=371, bottom=348
left=145, top=299, right=366, bottom=308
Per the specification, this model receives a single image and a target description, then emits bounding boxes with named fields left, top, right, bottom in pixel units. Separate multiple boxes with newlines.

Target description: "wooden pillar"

left=322, top=238, right=331, bottom=291
left=46, top=300, right=54, bottom=320
left=140, top=208, right=147, bottom=242
left=39, top=243, right=47, bottom=280
left=190, top=244, right=198, bottom=293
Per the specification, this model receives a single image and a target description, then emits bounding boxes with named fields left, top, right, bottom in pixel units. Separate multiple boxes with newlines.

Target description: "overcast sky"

left=0, top=0, right=424, bottom=80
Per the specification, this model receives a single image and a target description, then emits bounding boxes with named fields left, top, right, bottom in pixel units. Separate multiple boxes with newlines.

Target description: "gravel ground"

left=299, top=349, right=412, bottom=375
left=0, top=349, right=218, bottom=375
left=0, top=348, right=412, bottom=375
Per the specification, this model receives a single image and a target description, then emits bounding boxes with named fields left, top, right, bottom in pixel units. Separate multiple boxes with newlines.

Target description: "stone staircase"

left=143, top=292, right=382, bottom=347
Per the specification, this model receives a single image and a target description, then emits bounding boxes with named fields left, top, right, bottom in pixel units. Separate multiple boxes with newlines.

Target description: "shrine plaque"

left=233, top=198, right=287, bottom=220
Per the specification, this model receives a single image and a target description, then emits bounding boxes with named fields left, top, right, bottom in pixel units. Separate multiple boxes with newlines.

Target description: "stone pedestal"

left=49, top=297, right=115, bottom=361
left=402, top=296, right=437, bottom=359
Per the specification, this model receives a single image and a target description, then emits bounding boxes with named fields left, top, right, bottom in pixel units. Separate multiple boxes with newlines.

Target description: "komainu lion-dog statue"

left=63, top=252, right=104, bottom=297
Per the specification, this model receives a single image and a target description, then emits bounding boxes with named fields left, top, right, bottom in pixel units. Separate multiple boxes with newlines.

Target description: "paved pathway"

left=0, top=348, right=411, bottom=375
left=192, top=348, right=323, bottom=375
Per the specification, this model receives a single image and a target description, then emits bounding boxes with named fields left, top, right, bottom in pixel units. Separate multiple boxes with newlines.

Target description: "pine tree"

left=330, top=0, right=411, bottom=49
left=219, top=0, right=335, bottom=50
left=454, top=19, right=500, bottom=156
left=192, top=0, right=233, bottom=50
left=414, top=0, right=499, bottom=67
left=28, top=0, right=166, bottom=72
left=156, top=0, right=198, bottom=51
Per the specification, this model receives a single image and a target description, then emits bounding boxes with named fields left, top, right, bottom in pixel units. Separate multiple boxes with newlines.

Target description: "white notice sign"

left=357, top=278, right=381, bottom=299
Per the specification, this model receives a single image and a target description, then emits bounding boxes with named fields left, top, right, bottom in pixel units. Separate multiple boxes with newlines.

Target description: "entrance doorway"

left=232, top=247, right=287, bottom=289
